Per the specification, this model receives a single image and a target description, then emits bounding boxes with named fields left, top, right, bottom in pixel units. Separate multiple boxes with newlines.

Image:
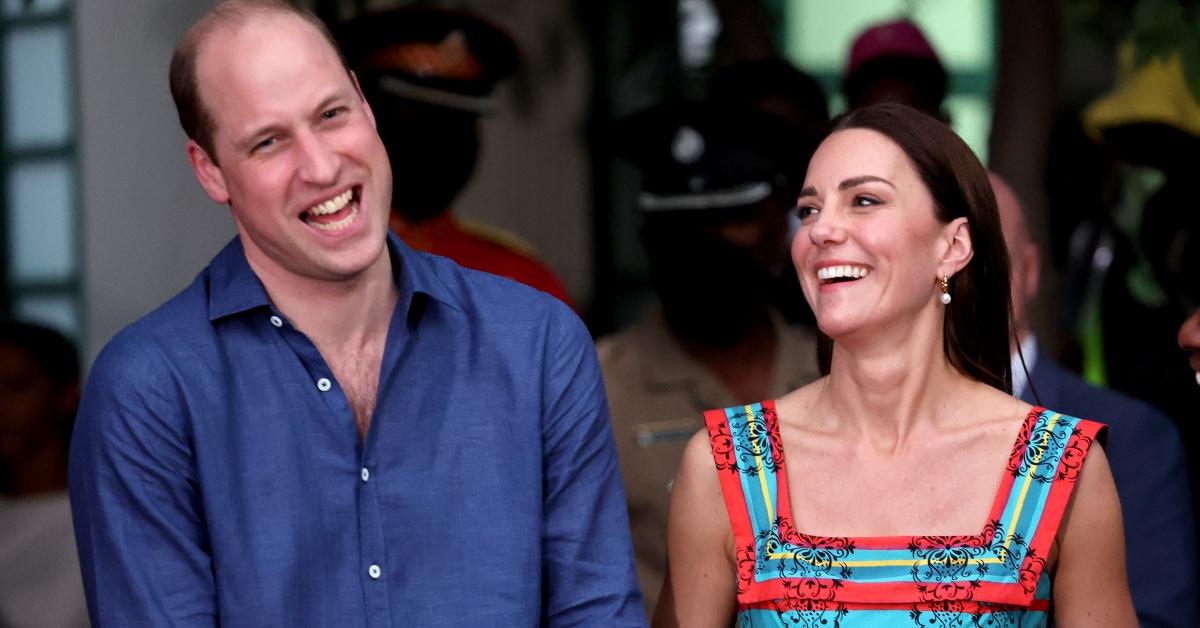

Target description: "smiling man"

left=67, top=2, right=642, bottom=626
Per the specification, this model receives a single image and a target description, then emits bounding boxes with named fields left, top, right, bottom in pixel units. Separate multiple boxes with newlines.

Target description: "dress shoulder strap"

left=990, top=409, right=1107, bottom=595
left=703, top=401, right=785, bottom=597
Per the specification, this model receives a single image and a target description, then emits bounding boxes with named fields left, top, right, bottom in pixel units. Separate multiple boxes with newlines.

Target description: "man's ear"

left=186, top=139, right=230, bottom=204
left=1020, top=241, right=1041, bottom=302
left=938, top=216, right=974, bottom=277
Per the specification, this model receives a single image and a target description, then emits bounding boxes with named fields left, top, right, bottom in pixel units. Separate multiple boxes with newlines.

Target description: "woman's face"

left=1179, top=309, right=1200, bottom=384
left=791, top=128, right=963, bottom=340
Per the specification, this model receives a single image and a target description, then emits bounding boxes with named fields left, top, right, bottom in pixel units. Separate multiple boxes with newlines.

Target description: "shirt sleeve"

left=68, top=334, right=217, bottom=627
left=538, top=299, right=646, bottom=627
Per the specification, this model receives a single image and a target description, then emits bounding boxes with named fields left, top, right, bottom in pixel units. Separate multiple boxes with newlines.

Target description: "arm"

left=1052, top=444, right=1138, bottom=627
left=651, top=430, right=737, bottom=628
left=68, top=338, right=216, bottom=627
left=539, top=301, right=645, bottom=627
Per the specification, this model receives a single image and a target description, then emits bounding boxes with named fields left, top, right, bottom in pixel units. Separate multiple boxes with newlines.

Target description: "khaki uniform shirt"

left=596, top=310, right=820, bottom=617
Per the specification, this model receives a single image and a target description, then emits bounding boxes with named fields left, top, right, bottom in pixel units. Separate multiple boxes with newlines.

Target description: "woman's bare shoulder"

left=774, top=376, right=827, bottom=424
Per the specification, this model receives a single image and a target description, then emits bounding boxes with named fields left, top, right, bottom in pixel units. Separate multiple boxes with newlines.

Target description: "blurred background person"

left=1182, top=310, right=1199, bottom=385
left=598, top=100, right=820, bottom=617
left=1079, top=20, right=1200, bottom=520
left=337, top=6, right=573, bottom=306
left=842, top=18, right=948, bottom=120
left=710, top=56, right=829, bottom=325
left=0, top=321, right=87, bottom=628
left=994, top=173, right=1197, bottom=627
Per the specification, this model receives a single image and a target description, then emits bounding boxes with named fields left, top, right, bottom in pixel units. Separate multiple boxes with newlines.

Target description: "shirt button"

left=361, top=467, right=370, bottom=482
left=316, top=378, right=332, bottom=392
left=368, top=564, right=381, bottom=579
left=269, top=315, right=283, bottom=328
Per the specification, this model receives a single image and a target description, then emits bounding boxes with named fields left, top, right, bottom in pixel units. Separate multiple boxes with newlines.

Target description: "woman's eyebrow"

left=839, top=175, right=894, bottom=190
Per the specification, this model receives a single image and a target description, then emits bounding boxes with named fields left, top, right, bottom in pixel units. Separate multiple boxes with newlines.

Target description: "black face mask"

left=376, top=104, right=480, bottom=223
left=642, top=223, right=772, bottom=346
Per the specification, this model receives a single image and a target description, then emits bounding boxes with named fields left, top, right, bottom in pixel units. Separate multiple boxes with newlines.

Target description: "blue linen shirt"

left=69, top=234, right=645, bottom=627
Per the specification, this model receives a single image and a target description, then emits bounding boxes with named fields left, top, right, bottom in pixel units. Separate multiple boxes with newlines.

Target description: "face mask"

left=376, top=106, right=480, bottom=223
left=643, top=224, right=772, bottom=346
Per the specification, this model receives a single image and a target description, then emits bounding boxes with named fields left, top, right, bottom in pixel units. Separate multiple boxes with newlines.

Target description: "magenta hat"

left=846, top=19, right=942, bottom=76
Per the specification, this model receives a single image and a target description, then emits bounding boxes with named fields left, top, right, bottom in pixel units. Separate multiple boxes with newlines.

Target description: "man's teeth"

left=310, top=204, right=357, bottom=231
left=308, top=189, right=354, bottom=216
left=816, top=265, right=870, bottom=281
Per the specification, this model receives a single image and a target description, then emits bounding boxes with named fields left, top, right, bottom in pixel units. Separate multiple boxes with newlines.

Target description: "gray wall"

left=77, top=0, right=234, bottom=363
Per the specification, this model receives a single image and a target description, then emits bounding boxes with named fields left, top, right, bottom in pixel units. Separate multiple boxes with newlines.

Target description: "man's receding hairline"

left=186, top=4, right=347, bottom=157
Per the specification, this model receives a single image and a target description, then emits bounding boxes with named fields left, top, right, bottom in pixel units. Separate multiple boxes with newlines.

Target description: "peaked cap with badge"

left=615, top=101, right=803, bottom=214
left=337, top=6, right=519, bottom=115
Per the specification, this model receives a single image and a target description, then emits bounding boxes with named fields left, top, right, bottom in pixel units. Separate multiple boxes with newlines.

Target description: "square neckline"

left=762, top=401, right=1049, bottom=549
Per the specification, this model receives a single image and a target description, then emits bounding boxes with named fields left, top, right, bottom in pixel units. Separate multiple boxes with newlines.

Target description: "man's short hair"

left=168, top=0, right=353, bottom=161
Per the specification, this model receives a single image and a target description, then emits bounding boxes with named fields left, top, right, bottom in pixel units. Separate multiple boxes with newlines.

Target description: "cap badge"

left=671, top=125, right=705, bottom=164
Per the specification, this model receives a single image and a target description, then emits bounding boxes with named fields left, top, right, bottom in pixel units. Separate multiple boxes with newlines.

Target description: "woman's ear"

left=938, top=216, right=974, bottom=277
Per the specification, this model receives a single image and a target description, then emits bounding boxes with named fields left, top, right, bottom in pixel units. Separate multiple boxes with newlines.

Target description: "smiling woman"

left=653, top=103, right=1138, bottom=627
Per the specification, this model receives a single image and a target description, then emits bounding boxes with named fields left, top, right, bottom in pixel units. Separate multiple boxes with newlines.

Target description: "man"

left=993, top=173, right=1197, bottom=626
left=1184, top=309, right=1200, bottom=383
left=0, top=321, right=87, bottom=628
left=710, top=56, right=829, bottom=325
left=68, top=2, right=642, bottom=625
left=598, top=101, right=821, bottom=615
left=337, top=7, right=573, bottom=306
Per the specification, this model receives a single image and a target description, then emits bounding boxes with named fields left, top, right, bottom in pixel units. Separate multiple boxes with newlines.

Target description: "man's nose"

left=295, top=132, right=340, bottom=185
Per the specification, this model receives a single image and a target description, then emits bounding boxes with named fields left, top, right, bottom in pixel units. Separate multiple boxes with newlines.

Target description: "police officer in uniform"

left=598, top=101, right=821, bottom=616
left=338, top=7, right=572, bottom=306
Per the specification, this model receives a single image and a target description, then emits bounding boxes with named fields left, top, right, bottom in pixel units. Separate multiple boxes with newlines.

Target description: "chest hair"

left=322, top=344, right=384, bottom=439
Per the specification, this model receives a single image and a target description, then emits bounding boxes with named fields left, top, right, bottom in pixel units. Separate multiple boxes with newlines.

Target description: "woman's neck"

left=818, top=312, right=971, bottom=451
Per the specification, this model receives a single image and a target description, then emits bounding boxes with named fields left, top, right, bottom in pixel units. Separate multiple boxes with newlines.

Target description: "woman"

left=654, top=104, right=1136, bottom=626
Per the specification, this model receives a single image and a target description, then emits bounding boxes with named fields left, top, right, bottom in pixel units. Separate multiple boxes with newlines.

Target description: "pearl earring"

left=939, top=275, right=952, bottom=305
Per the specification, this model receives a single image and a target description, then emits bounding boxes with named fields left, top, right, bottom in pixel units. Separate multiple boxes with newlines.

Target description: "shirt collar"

left=206, top=232, right=462, bottom=322
left=1010, top=333, right=1039, bottom=398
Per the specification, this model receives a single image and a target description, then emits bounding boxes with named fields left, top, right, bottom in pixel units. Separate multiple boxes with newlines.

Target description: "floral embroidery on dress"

left=709, top=419, right=739, bottom=473
left=767, top=517, right=856, bottom=580
left=704, top=403, right=1102, bottom=627
left=1006, top=410, right=1093, bottom=483
left=710, top=407, right=779, bottom=475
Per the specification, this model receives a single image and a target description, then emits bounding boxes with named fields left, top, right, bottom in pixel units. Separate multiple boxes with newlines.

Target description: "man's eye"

left=322, top=107, right=345, bottom=120
left=253, top=137, right=276, bottom=152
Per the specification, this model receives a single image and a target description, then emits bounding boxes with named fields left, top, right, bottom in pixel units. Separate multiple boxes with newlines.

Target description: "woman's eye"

left=852, top=194, right=880, bottom=207
left=795, top=205, right=819, bottom=221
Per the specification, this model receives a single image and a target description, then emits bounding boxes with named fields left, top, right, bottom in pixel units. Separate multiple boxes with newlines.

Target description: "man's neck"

left=251, top=251, right=398, bottom=350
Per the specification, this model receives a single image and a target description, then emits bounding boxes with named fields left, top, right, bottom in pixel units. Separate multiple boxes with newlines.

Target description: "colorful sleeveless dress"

left=703, top=401, right=1105, bottom=627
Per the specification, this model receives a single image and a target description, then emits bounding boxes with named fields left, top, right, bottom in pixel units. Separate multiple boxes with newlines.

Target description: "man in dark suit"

left=993, top=173, right=1197, bottom=627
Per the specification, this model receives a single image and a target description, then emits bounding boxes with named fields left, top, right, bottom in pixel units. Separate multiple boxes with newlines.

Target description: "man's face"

left=991, top=174, right=1039, bottom=338
left=188, top=12, right=393, bottom=286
